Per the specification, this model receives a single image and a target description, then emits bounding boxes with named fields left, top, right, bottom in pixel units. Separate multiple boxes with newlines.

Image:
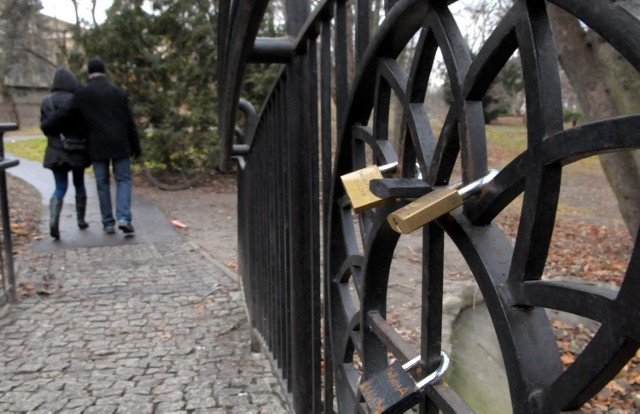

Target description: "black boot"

left=49, top=196, right=63, bottom=239
left=76, top=195, right=89, bottom=229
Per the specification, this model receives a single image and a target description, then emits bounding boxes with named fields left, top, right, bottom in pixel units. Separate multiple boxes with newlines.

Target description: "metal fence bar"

left=320, top=11, right=335, bottom=413
left=224, top=1, right=329, bottom=411
left=0, top=123, right=20, bottom=305
left=218, top=1, right=271, bottom=172
left=223, top=0, right=338, bottom=410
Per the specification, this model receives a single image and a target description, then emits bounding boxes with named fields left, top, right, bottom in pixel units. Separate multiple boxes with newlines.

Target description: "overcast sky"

left=40, top=0, right=111, bottom=24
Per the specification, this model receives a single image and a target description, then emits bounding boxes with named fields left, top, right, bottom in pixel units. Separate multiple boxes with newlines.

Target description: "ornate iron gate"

left=218, top=1, right=640, bottom=412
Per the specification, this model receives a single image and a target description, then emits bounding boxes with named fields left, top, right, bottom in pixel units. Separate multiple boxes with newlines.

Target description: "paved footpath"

left=0, top=156, right=290, bottom=413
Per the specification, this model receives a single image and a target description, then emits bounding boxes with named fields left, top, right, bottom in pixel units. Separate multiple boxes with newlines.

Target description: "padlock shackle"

left=378, top=162, right=398, bottom=173
left=458, top=169, right=499, bottom=198
left=401, top=354, right=423, bottom=371
left=415, top=352, right=450, bottom=389
left=401, top=351, right=450, bottom=389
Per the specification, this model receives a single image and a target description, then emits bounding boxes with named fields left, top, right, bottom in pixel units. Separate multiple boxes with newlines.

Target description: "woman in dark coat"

left=40, top=68, right=92, bottom=239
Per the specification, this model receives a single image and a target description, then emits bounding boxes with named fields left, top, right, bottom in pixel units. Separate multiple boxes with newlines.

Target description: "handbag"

left=60, top=133, right=87, bottom=152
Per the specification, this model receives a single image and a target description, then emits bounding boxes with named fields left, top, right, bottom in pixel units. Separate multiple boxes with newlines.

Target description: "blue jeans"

left=92, top=158, right=132, bottom=227
left=52, top=168, right=87, bottom=198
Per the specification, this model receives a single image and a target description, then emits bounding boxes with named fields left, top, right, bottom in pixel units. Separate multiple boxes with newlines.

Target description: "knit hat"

left=87, top=58, right=106, bottom=74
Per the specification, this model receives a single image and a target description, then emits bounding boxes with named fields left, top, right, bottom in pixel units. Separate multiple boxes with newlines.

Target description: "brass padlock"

left=341, top=162, right=397, bottom=213
left=387, top=169, right=499, bottom=234
left=359, top=352, right=450, bottom=413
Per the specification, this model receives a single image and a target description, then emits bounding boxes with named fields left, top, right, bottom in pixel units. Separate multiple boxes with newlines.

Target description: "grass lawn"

left=4, top=137, right=47, bottom=162
left=3, top=122, right=600, bottom=174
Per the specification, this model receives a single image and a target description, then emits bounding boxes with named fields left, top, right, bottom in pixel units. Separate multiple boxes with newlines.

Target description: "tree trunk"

left=1, top=0, right=40, bottom=126
left=548, top=4, right=640, bottom=240
left=0, top=85, right=20, bottom=125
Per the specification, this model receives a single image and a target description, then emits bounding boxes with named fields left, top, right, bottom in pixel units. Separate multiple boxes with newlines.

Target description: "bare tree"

left=548, top=4, right=640, bottom=240
left=452, top=0, right=513, bottom=52
left=454, top=0, right=640, bottom=240
left=0, top=0, right=42, bottom=124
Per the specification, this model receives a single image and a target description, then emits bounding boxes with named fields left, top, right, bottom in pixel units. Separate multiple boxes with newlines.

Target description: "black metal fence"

left=223, top=3, right=325, bottom=410
left=218, top=1, right=640, bottom=413
left=0, top=123, right=20, bottom=305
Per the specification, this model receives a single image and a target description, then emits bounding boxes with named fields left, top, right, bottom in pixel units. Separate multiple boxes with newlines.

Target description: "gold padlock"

left=341, top=162, right=397, bottom=213
left=388, top=169, right=498, bottom=234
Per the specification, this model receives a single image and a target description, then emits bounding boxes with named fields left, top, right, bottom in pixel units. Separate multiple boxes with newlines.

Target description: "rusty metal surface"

left=360, top=362, right=421, bottom=413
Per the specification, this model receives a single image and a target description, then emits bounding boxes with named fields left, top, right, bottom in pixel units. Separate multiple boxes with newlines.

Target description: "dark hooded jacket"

left=40, top=68, right=91, bottom=170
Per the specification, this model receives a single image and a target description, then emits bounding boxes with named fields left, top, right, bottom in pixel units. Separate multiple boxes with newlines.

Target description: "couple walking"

left=40, top=58, right=141, bottom=239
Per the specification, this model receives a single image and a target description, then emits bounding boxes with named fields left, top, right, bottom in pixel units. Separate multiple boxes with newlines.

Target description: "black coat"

left=69, top=75, right=141, bottom=162
left=40, top=68, right=91, bottom=170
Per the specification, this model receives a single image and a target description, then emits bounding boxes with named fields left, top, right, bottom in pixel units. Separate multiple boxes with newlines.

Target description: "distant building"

left=1, top=10, right=77, bottom=128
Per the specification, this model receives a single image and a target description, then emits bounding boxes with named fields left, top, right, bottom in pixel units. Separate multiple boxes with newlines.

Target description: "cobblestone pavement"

left=0, top=241, right=289, bottom=413
left=0, top=155, right=290, bottom=413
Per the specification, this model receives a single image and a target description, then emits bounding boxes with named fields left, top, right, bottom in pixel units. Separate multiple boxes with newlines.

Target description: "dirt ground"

left=136, top=159, right=631, bottom=284
left=5, top=175, right=43, bottom=254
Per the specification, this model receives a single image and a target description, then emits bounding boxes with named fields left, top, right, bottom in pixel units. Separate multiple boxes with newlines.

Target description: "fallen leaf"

left=561, top=352, right=576, bottom=365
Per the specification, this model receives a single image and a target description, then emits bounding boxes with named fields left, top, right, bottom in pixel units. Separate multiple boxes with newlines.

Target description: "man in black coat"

left=70, top=58, right=141, bottom=235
